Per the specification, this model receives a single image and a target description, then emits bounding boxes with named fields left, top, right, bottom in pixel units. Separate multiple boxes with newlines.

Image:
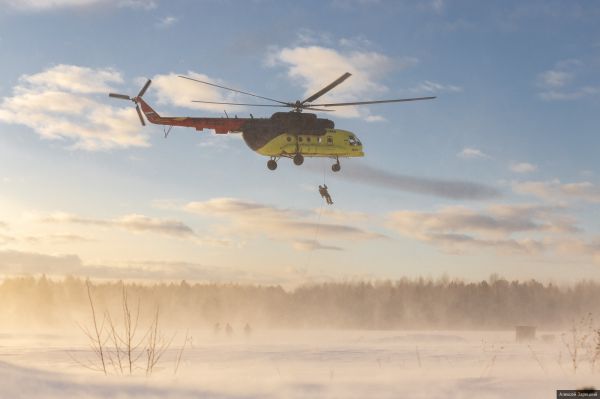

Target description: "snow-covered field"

left=0, top=330, right=595, bottom=398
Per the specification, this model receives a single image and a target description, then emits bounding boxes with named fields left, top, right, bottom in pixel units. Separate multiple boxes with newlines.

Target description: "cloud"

left=388, top=204, right=579, bottom=254
left=514, top=180, right=600, bottom=203
left=510, top=162, right=537, bottom=173
left=292, top=240, right=343, bottom=252
left=185, top=197, right=301, bottom=220
left=1, top=0, right=98, bottom=10
left=537, top=59, right=599, bottom=101
left=184, top=197, right=383, bottom=250
left=267, top=44, right=416, bottom=120
left=117, top=0, right=156, bottom=9
left=156, top=15, right=178, bottom=29
left=0, top=250, right=84, bottom=275
left=0, top=222, right=91, bottom=245
left=332, top=161, right=501, bottom=200
left=430, top=0, right=444, bottom=13
left=457, top=147, right=490, bottom=160
left=0, top=250, right=303, bottom=284
left=23, top=234, right=93, bottom=244
left=151, top=71, right=249, bottom=114
left=42, top=212, right=196, bottom=238
left=411, top=80, right=462, bottom=94
left=539, top=87, right=600, bottom=101
left=538, top=70, right=572, bottom=88
left=0, top=0, right=157, bottom=11
left=0, top=233, right=16, bottom=246
left=0, top=65, right=148, bottom=150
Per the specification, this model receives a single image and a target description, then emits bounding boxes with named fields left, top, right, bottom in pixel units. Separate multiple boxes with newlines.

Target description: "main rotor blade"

left=109, top=93, right=131, bottom=100
left=302, top=107, right=335, bottom=112
left=137, top=79, right=152, bottom=98
left=135, top=104, right=145, bottom=126
left=301, top=72, right=352, bottom=105
left=310, top=96, right=436, bottom=107
left=179, top=75, right=289, bottom=105
left=191, top=100, right=288, bottom=107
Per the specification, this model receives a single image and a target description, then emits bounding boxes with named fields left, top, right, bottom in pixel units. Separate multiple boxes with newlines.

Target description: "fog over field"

left=0, top=276, right=598, bottom=398
left=1, top=276, right=600, bottom=331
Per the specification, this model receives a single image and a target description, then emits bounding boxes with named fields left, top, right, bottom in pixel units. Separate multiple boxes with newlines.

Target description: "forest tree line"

left=0, top=275, right=598, bottom=330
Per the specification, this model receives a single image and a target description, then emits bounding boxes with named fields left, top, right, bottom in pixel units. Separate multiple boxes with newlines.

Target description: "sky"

left=0, top=0, right=599, bottom=286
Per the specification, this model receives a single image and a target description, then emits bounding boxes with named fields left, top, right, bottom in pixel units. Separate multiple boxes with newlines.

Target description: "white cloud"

left=510, top=162, right=537, bottom=173
left=0, top=0, right=157, bottom=11
left=0, top=65, right=148, bottom=150
left=292, top=240, right=343, bottom=252
left=151, top=72, right=248, bottom=113
left=267, top=44, right=414, bottom=120
left=42, top=212, right=196, bottom=238
left=539, top=86, right=600, bottom=101
left=117, top=0, right=156, bottom=9
left=411, top=80, right=462, bottom=94
left=537, top=59, right=599, bottom=101
left=156, top=15, right=178, bottom=29
left=1, top=0, right=98, bottom=10
left=0, top=250, right=303, bottom=284
left=514, top=180, right=600, bottom=203
left=457, top=147, right=490, bottom=160
left=388, top=204, right=579, bottom=255
left=429, top=0, right=445, bottom=13
left=538, top=70, right=572, bottom=88
left=184, top=197, right=383, bottom=250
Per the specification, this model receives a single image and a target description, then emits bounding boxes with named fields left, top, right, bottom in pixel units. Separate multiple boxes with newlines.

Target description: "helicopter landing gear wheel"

left=267, top=159, right=277, bottom=170
left=293, top=153, right=304, bottom=166
left=332, top=159, right=341, bottom=172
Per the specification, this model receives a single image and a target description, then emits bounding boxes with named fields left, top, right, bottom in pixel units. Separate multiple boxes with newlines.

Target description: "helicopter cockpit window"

left=348, top=136, right=361, bottom=146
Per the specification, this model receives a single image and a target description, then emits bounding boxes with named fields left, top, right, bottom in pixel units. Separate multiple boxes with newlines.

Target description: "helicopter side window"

left=286, top=136, right=292, bottom=142
left=327, top=136, right=333, bottom=145
left=298, top=136, right=303, bottom=143
left=306, top=137, right=311, bottom=143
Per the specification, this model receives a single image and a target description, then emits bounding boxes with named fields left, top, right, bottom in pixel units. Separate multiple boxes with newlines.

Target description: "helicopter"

left=109, top=72, right=435, bottom=171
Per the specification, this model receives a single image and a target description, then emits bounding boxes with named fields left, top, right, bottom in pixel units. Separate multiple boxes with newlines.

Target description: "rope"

left=306, top=200, right=324, bottom=269
left=305, top=158, right=328, bottom=269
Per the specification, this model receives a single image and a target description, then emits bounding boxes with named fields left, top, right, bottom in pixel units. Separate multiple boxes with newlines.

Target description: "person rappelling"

left=318, top=184, right=333, bottom=205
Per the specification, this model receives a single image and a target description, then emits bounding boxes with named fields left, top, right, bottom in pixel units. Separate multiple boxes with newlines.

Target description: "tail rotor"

left=137, top=79, right=152, bottom=98
left=109, top=79, right=152, bottom=126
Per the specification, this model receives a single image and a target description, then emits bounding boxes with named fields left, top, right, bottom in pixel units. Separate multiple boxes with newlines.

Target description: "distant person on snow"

left=318, top=184, right=333, bottom=205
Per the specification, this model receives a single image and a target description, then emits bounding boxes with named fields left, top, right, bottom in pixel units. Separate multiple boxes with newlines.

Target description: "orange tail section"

left=137, top=98, right=163, bottom=124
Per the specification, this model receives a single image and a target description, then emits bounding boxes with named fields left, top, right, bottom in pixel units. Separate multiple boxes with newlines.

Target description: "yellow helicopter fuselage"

left=255, top=129, right=364, bottom=159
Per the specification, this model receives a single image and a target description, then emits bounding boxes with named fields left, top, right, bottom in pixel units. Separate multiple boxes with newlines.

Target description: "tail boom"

left=137, top=98, right=248, bottom=133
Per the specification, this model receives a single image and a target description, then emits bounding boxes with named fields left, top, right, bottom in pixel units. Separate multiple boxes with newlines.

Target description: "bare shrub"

left=561, top=313, right=597, bottom=374
left=71, top=280, right=180, bottom=376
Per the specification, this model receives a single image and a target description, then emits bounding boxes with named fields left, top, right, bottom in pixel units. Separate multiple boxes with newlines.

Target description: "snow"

left=0, top=330, right=596, bottom=398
